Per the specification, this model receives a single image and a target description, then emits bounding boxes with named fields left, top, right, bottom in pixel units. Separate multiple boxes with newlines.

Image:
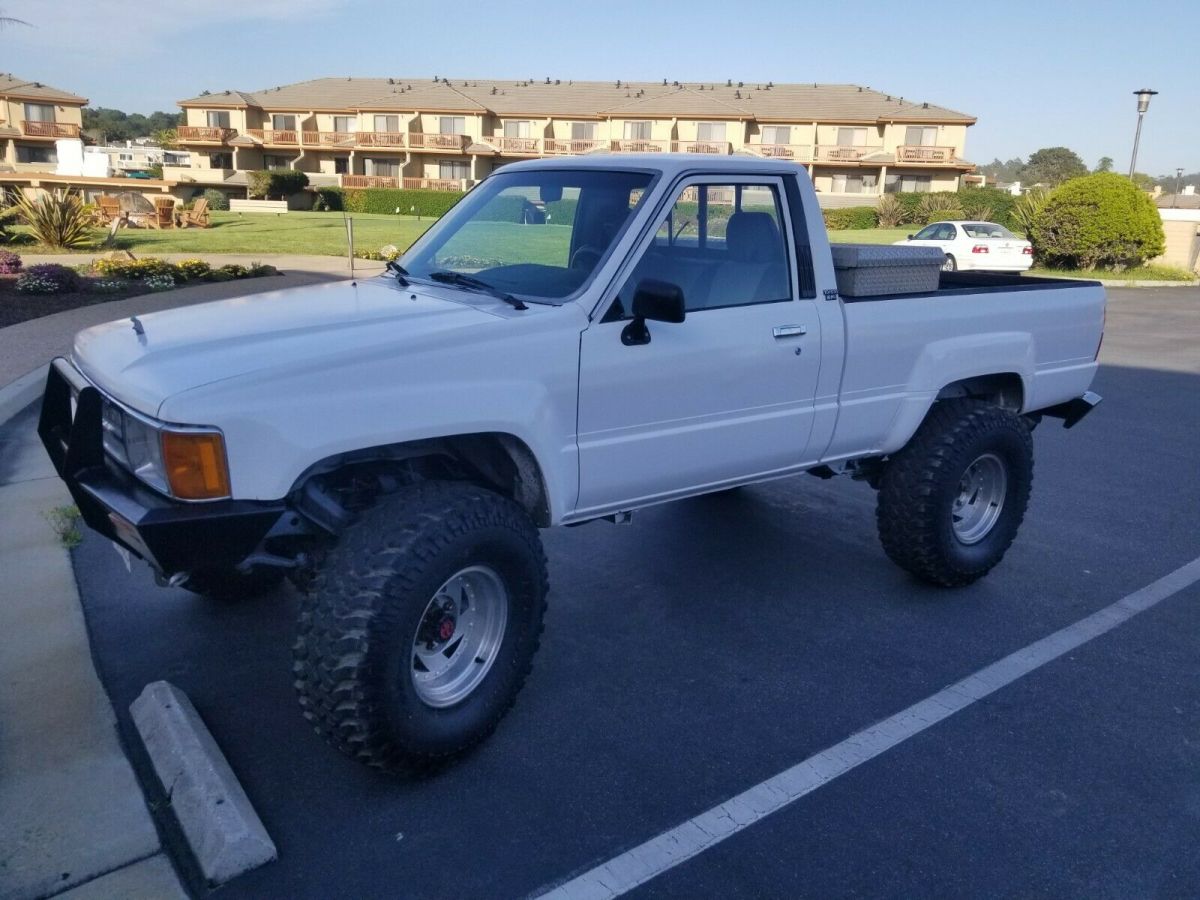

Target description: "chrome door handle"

left=773, top=324, right=807, bottom=339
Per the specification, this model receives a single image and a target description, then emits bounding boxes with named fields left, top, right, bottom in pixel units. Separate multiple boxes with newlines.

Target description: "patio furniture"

left=151, top=197, right=176, bottom=229
left=95, top=195, right=124, bottom=226
left=178, top=198, right=211, bottom=228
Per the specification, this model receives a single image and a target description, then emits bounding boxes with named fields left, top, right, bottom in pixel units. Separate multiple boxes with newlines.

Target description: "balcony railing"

left=611, top=139, right=669, bottom=153
left=754, top=143, right=813, bottom=162
left=177, top=125, right=236, bottom=143
left=544, top=138, right=605, bottom=155
left=492, top=136, right=541, bottom=154
left=355, top=131, right=406, bottom=148
left=343, top=174, right=399, bottom=188
left=408, top=133, right=470, bottom=150
left=20, top=121, right=81, bottom=138
left=896, top=145, right=956, bottom=164
left=301, top=131, right=355, bottom=147
left=402, top=177, right=464, bottom=191
left=813, top=145, right=883, bottom=163
left=670, top=141, right=731, bottom=155
left=246, top=129, right=299, bottom=145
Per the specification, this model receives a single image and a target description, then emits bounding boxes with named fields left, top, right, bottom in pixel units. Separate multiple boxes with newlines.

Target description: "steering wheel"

left=569, top=245, right=604, bottom=270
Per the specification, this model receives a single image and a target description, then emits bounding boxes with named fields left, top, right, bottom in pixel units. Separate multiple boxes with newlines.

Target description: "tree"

left=82, top=107, right=182, bottom=142
left=1018, top=147, right=1088, bottom=187
left=1094, top=156, right=1113, bottom=173
left=152, top=128, right=178, bottom=149
left=1129, top=172, right=1156, bottom=191
left=978, top=157, right=1024, bottom=183
left=1030, top=173, right=1165, bottom=270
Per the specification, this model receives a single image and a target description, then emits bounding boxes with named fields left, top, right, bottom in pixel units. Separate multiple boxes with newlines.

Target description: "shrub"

left=312, top=187, right=344, bottom=211
left=142, top=274, right=176, bottom=292
left=246, top=262, right=278, bottom=277
left=918, top=193, right=965, bottom=224
left=0, top=250, right=21, bottom=274
left=217, top=263, right=248, bottom=278
left=957, top=186, right=1017, bottom=228
left=875, top=195, right=904, bottom=228
left=4, top=189, right=93, bottom=249
left=341, top=188, right=464, bottom=217
left=174, top=258, right=212, bottom=281
left=202, top=188, right=230, bottom=211
left=90, top=278, right=130, bottom=294
left=1009, top=187, right=1049, bottom=238
left=93, top=257, right=179, bottom=282
left=1030, top=173, right=1166, bottom=270
left=247, top=169, right=309, bottom=200
left=822, top=206, right=878, bottom=230
left=16, top=263, right=79, bottom=294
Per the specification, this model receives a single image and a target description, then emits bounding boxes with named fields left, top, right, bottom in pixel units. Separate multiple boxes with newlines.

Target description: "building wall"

left=1155, top=212, right=1200, bottom=272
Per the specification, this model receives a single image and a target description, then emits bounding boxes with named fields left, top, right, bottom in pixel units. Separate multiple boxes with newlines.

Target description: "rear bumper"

left=1038, top=390, right=1102, bottom=429
left=38, top=358, right=286, bottom=576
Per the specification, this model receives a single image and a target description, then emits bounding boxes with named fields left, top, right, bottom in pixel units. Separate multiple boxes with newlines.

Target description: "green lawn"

left=1029, top=265, right=1197, bottom=282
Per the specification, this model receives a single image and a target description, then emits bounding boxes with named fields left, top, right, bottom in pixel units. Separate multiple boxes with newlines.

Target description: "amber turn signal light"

left=161, top=430, right=231, bottom=500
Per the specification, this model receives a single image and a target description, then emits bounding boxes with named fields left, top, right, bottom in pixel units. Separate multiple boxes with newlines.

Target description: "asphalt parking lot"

left=49, top=286, right=1200, bottom=898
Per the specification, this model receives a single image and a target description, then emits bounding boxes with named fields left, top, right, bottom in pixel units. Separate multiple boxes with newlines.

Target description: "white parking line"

left=537, top=555, right=1200, bottom=900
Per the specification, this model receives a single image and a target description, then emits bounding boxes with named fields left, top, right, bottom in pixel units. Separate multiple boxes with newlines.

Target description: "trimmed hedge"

left=1030, top=173, right=1165, bottom=270
left=201, top=188, right=230, bottom=211
left=343, top=188, right=465, bottom=217
left=247, top=169, right=309, bottom=200
left=822, top=206, right=878, bottom=230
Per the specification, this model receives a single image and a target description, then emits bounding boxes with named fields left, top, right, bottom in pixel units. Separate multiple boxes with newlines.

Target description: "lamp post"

left=1174, top=167, right=1184, bottom=207
left=1128, top=89, right=1157, bottom=178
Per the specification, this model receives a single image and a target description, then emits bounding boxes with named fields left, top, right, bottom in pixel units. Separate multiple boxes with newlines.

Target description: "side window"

left=937, top=224, right=958, bottom=240
left=913, top=224, right=939, bottom=240
left=615, top=182, right=792, bottom=316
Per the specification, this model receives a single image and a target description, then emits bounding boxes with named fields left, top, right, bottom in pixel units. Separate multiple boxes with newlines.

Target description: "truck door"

left=575, top=176, right=823, bottom=514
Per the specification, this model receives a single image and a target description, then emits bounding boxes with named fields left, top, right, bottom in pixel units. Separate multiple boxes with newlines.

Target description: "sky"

left=3, top=0, right=1197, bottom=177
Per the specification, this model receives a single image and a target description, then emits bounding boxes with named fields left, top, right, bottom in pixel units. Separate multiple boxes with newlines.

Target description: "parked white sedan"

left=895, top=221, right=1033, bottom=272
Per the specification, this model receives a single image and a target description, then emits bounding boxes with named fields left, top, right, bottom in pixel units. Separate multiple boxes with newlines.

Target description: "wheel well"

left=935, top=373, right=1024, bottom=412
left=292, top=433, right=551, bottom=529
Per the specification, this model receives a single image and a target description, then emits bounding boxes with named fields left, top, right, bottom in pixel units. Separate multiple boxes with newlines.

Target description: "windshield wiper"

left=386, top=260, right=411, bottom=286
left=427, top=270, right=528, bottom=310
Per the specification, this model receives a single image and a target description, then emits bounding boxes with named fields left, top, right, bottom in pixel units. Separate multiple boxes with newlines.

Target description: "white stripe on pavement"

left=537, top=555, right=1200, bottom=900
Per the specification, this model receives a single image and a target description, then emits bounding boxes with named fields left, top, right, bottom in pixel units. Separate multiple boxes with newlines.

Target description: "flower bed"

left=0, top=253, right=281, bottom=329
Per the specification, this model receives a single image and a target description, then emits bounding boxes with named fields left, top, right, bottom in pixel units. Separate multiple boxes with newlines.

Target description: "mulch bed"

left=0, top=277, right=148, bottom=328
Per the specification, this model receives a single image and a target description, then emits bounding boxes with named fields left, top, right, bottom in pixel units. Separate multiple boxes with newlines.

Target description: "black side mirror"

left=622, top=279, right=685, bottom=346
left=907, top=234, right=915, bottom=240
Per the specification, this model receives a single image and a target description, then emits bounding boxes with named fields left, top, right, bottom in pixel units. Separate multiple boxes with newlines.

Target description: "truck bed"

left=842, top=271, right=1102, bottom=302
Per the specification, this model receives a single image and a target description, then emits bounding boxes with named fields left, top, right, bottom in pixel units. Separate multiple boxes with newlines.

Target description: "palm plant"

left=875, top=194, right=904, bottom=228
left=2, top=189, right=94, bottom=250
left=1009, top=187, right=1049, bottom=239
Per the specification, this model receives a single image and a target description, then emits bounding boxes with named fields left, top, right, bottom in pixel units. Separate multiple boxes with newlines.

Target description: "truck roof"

left=496, top=153, right=800, bottom=177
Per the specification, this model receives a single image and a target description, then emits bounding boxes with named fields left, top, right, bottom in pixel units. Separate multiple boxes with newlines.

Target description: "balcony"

left=20, top=121, right=81, bottom=139
left=754, top=143, right=813, bottom=162
left=408, top=133, right=470, bottom=151
left=813, top=145, right=883, bottom=163
left=544, top=138, right=605, bottom=155
left=492, top=136, right=541, bottom=155
left=671, top=141, right=731, bottom=155
left=355, top=131, right=406, bottom=148
left=896, top=145, right=957, bottom=164
left=343, top=174, right=399, bottom=188
left=300, top=131, right=355, bottom=147
left=177, top=125, right=236, bottom=143
left=245, top=129, right=298, bottom=145
left=611, top=139, right=669, bottom=153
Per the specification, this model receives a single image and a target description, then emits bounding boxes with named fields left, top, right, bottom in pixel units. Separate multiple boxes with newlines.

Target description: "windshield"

left=962, top=222, right=1016, bottom=239
left=401, top=169, right=654, bottom=304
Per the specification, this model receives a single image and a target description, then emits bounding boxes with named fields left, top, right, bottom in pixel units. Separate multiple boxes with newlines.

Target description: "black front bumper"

left=38, top=359, right=286, bottom=576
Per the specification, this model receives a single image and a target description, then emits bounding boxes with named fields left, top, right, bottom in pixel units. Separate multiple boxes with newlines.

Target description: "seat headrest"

left=726, top=211, right=782, bottom=262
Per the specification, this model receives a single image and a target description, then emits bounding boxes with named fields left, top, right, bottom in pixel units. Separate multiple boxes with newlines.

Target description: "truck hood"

left=72, top=277, right=521, bottom=415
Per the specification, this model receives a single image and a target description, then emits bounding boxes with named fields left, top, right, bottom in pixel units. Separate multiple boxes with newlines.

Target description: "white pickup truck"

left=39, top=156, right=1104, bottom=772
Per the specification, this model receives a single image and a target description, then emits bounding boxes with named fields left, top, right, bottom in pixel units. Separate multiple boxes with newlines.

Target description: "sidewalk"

left=0, top=406, right=185, bottom=900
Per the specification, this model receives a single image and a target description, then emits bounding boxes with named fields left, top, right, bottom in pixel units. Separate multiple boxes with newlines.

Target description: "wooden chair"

left=178, top=197, right=211, bottom=228
left=151, top=197, right=176, bottom=229
left=95, top=195, right=123, bottom=226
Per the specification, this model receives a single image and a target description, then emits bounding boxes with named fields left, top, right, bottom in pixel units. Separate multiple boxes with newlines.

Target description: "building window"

left=373, top=115, right=399, bottom=133
left=333, top=116, right=354, bottom=134
left=439, top=160, right=469, bottom=181
left=836, top=127, right=867, bottom=147
left=439, top=117, right=466, bottom=135
left=365, top=158, right=399, bottom=177
left=209, top=152, right=232, bottom=168
left=761, top=125, right=791, bottom=145
left=624, top=121, right=653, bottom=140
left=271, top=114, right=297, bottom=131
left=206, top=110, right=231, bottom=129
left=696, top=122, right=726, bottom=142
left=571, top=122, right=597, bottom=140
left=885, top=174, right=932, bottom=193
left=831, top=173, right=879, bottom=194
left=503, top=120, right=532, bottom=138
left=23, top=103, right=55, bottom=123
left=263, top=154, right=291, bottom=170
left=16, top=145, right=56, bottom=164
left=904, top=126, right=938, bottom=146
left=334, top=157, right=348, bottom=174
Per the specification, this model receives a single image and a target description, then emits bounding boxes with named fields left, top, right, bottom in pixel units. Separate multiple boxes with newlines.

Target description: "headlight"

left=100, top=399, right=230, bottom=501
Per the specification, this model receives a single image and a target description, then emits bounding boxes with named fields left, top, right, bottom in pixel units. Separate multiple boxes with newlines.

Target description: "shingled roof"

left=0, top=73, right=88, bottom=105
left=179, top=77, right=974, bottom=124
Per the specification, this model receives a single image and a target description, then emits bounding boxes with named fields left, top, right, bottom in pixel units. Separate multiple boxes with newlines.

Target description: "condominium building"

left=0, top=73, right=87, bottom=172
left=173, top=77, right=976, bottom=201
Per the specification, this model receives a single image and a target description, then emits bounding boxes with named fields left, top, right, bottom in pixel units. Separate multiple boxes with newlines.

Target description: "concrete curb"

left=130, top=681, right=277, bottom=886
left=0, top=364, right=46, bottom=427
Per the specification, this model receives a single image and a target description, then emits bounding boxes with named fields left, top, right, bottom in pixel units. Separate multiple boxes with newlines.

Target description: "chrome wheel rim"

left=941, top=255, right=955, bottom=271
left=411, top=565, right=508, bottom=708
left=952, top=453, right=1007, bottom=544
